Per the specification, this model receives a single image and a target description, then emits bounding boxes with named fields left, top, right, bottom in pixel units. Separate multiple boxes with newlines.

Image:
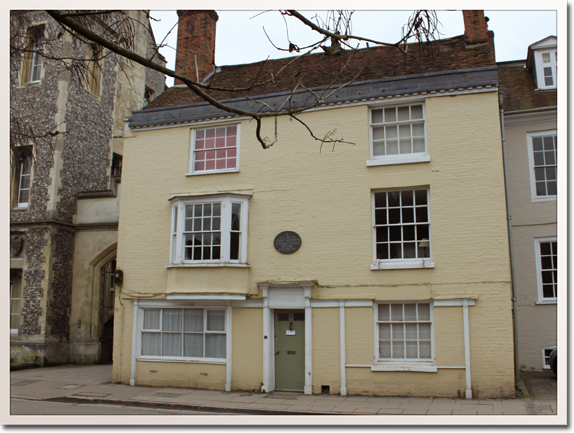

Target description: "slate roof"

left=145, top=34, right=495, bottom=110
left=497, top=61, right=557, bottom=112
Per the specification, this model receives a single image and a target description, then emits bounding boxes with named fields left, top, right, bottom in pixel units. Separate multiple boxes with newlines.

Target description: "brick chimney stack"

left=175, top=10, right=218, bottom=85
left=462, top=10, right=488, bottom=44
left=462, top=10, right=495, bottom=63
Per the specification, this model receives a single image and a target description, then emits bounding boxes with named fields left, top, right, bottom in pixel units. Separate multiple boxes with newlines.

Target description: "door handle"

left=275, top=351, right=280, bottom=356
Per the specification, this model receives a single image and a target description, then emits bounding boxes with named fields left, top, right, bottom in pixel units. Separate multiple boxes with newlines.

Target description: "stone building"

left=498, top=36, right=557, bottom=372
left=10, top=10, right=165, bottom=366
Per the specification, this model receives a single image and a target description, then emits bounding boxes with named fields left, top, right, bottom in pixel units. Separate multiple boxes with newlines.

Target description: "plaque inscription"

left=273, top=231, right=302, bottom=254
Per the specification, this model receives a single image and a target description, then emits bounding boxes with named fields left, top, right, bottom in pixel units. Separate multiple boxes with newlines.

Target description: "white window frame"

left=527, top=131, right=557, bottom=202
left=367, top=102, right=430, bottom=167
left=373, top=301, right=436, bottom=372
left=17, top=156, right=32, bottom=208
left=188, top=124, right=240, bottom=176
left=534, top=49, right=557, bottom=90
left=371, top=188, right=435, bottom=270
left=542, top=346, right=556, bottom=370
left=137, top=306, right=227, bottom=364
left=170, top=194, right=249, bottom=266
left=535, top=237, right=557, bottom=304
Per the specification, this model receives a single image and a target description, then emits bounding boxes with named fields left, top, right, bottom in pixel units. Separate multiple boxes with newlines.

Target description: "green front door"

left=274, top=310, right=305, bottom=391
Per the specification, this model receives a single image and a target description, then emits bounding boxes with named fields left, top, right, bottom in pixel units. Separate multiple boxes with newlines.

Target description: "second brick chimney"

left=175, top=10, right=218, bottom=85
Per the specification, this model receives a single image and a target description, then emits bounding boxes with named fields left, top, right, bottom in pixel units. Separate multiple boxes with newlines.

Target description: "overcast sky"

left=150, top=10, right=558, bottom=87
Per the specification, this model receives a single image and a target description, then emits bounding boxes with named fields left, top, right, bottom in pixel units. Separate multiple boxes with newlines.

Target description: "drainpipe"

left=499, top=90, right=520, bottom=385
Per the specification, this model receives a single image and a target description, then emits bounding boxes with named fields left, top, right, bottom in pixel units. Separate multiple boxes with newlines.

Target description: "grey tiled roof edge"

left=129, top=66, right=498, bottom=129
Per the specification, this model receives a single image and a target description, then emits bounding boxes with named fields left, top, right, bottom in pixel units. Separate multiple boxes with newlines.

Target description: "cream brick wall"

left=114, top=90, right=515, bottom=397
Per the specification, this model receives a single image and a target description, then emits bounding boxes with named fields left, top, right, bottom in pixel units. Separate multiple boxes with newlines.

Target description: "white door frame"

left=259, top=282, right=314, bottom=394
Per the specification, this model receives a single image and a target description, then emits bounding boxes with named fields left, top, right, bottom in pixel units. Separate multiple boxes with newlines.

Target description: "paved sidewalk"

left=10, top=364, right=557, bottom=416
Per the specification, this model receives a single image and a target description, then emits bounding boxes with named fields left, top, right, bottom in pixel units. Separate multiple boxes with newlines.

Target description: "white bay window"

left=170, top=194, right=249, bottom=265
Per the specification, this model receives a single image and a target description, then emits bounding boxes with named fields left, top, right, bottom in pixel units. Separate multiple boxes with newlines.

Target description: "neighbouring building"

left=10, top=10, right=165, bottom=366
left=113, top=10, right=516, bottom=398
left=498, top=36, right=557, bottom=372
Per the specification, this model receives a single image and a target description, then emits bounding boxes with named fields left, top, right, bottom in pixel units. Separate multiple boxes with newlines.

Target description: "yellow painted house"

left=112, top=10, right=515, bottom=398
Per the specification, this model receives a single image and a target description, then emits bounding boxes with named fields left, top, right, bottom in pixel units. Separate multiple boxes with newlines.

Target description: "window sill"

left=531, top=196, right=557, bottom=202
left=372, top=364, right=437, bottom=373
left=137, top=356, right=226, bottom=365
left=166, top=263, right=251, bottom=268
left=11, top=207, right=29, bottom=212
left=186, top=168, right=239, bottom=176
left=371, top=259, right=434, bottom=270
left=536, top=300, right=557, bottom=305
left=367, top=155, right=430, bottom=167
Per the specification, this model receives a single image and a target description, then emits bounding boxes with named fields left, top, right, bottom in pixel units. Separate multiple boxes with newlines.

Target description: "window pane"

left=419, top=323, right=431, bottom=339
left=546, top=167, right=556, bottom=181
left=163, top=309, right=182, bottom=332
left=207, top=310, right=225, bottom=331
left=416, top=225, right=429, bottom=241
left=231, top=204, right=241, bottom=230
left=532, top=137, right=543, bottom=151
left=534, top=167, right=545, bottom=181
left=399, top=124, right=411, bottom=138
left=536, top=182, right=547, bottom=196
left=375, top=209, right=387, bottom=225
left=162, top=333, right=182, bottom=357
left=389, top=209, right=400, bottom=224
left=11, top=300, right=20, bottom=315
left=143, top=309, right=160, bottom=330
left=403, top=243, right=416, bottom=258
left=402, top=208, right=414, bottom=224
left=379, top=323, right=391, bottom=339
left=419, top=341, right=431, bottom=358
left=388, top=191, right=400, bottom=207
left=391, top=304, right=403, bottom=321
left=373, top=126, right=384, bottom=139
left=376, top=243, right=389, bottom=260
left=373, top=141, right=385, bottom=156
left=376, top=226, right=388, bottom=242
left=379, top=341, right=391, bottom=358
left=403, top=225, right=415, bottom=241
left=378, top=304, right=390, bottom=321
left=401, top=190, right=413, bottom=206
left=374, top=192, right=386, bottom=208
left=386, top=125, right=397, bottom=139
left=398, top=106, right=410, bottom=121
left=372, top=109, right=383, bottom=124
left=141, top=333, right=161, bottom=356
left=416, top=207, right=429, bottom=223
left=418, top=304, right=430, bottom=321
left=392, top=341, right=404, bottom=358
left=386, top=140, right=398, bottom=155
left=184, top=333, right=203, bottom=357
left=230, top=232, right=240, bottom=260
left=533, top=152, right=544, bottom=166
left=415, top=190, right=427, bottom=205
left=404, top=304, right=417, bottom=321
left=543, top=285, right=555, bottom=298
left=547, top=181, right=557, bottom=196
left=184, top=309, right=203, bottom=332
left=540, top=242, right=551, bottom=255
left=399, top=139, right=411, bottom=154
left=406, top=341, right=418, bottom=358
left=205, top=334, right=226, bottom=358
left=410, top=105, right=423, bottom=120
left=389, top=226, right=401, bottom=241
left=405, top=323, right=417, bottom=339
left=545, top=151, right=556, bottom=165
left=384, top=107, right=396, bottom=122
left=10, top=315, right=19, bottom=330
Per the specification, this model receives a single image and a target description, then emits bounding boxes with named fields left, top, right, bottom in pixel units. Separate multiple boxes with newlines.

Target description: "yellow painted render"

left=231, top=308, right=264, bottom=391
left=136, top=360, right=226, bottom=390
left=311, top=308, right=341, bottom=394
left=114, top=91, right=515, bottom=396
left=166, top=267, right=251, bottom=295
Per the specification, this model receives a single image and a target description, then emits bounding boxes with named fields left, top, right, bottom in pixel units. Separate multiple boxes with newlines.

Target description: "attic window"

left=535, top=49, right=557, bottom=90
